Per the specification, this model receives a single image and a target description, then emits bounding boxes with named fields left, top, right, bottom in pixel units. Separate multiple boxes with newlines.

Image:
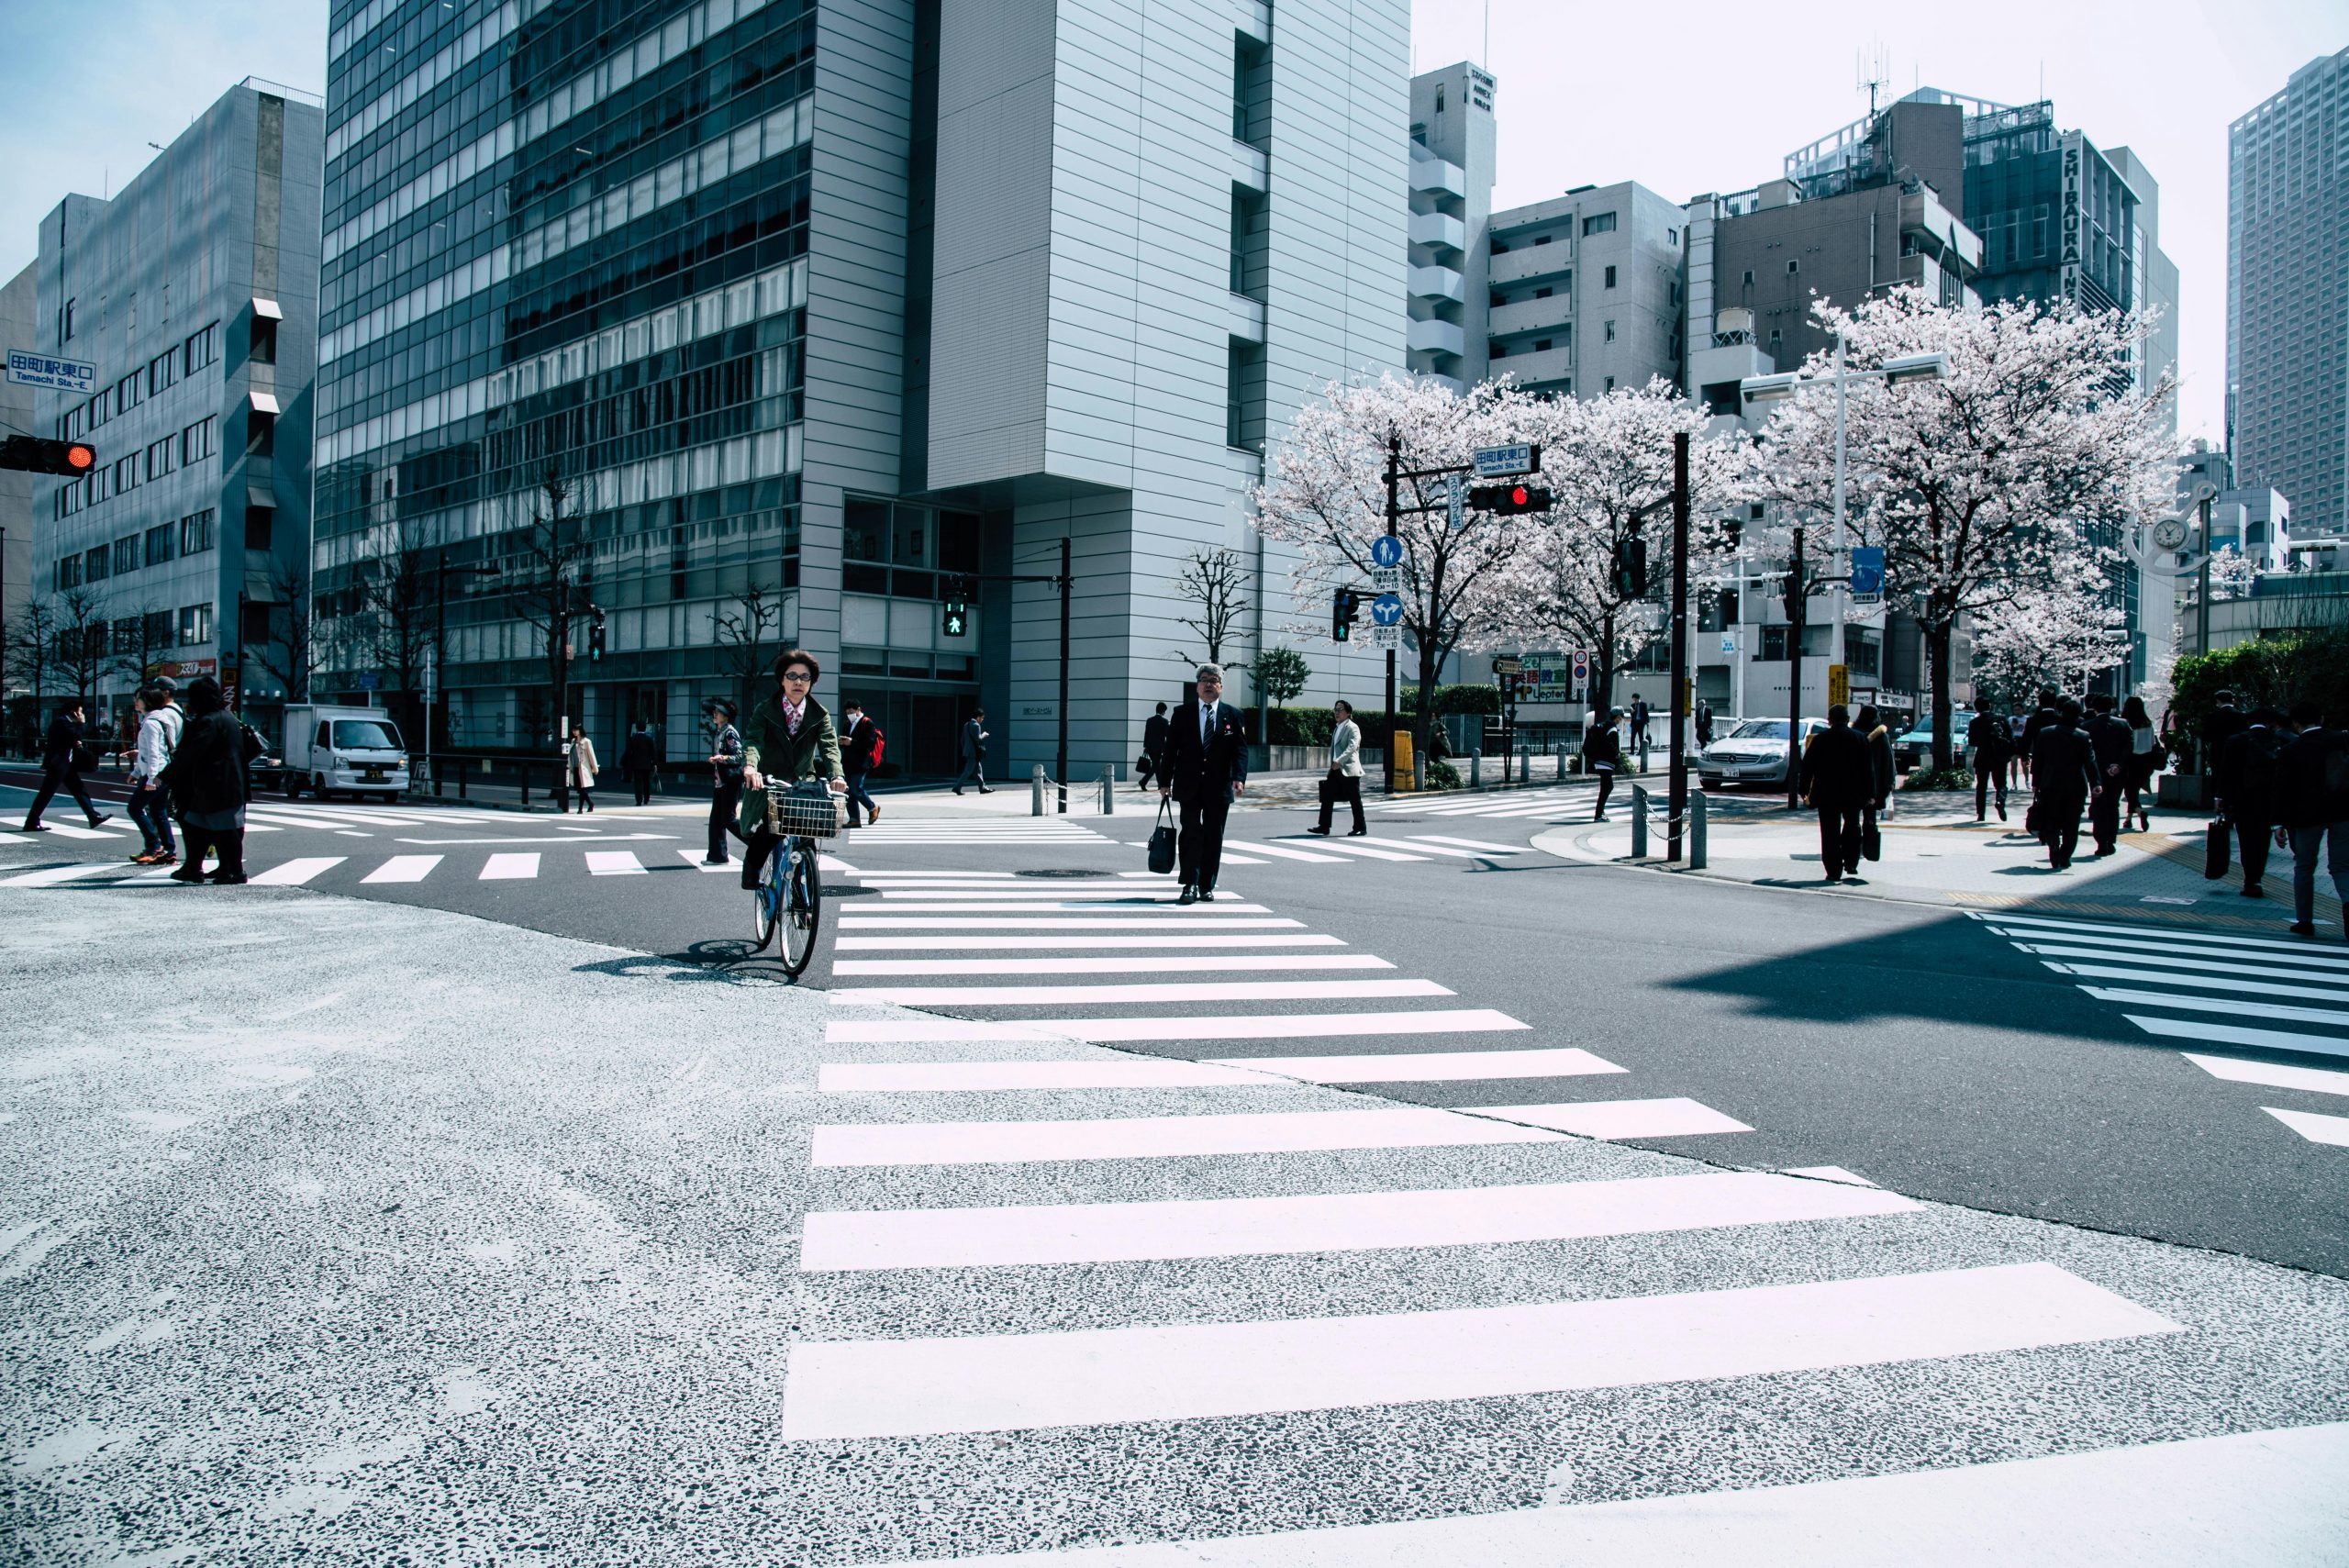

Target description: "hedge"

left=1263, top=707, right=1396, bottom=746
left=2171, top=628, right=2349, bottom=739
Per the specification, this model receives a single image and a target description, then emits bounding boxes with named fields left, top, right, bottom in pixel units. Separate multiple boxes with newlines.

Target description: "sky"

left=0, top=0, right=2338, bottom=447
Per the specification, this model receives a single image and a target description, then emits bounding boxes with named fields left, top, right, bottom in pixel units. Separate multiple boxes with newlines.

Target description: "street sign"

left=1370, top=592, right=1404, bottom=627
left=1491, top=655, right=1523, bottom=676
left=1445, top=474, right=1464, bottom=531
left=1720, top=633, right=1737, bottom=655
left=1471, top=442, right=1540, bottom=478
left=1370, top=535, right=1403, bottom=568
left=1370, top=565, right=1400, bottom=593
left=1571, top=649, right=1590, bottom=703
left=1828, top=662, right=1850, bottom=707
left=355, top=672, right=382, bottom=691
left=1850, top=546, right=1885, bottom=601
left=1368, top=625, right=1401, bottom=651
left=6, top=350, right=96, bottom=394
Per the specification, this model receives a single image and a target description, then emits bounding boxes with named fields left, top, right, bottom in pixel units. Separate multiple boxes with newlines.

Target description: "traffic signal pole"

left=1383, top=437, right=1399, bottom=797
left=1667, top=431, right=1690, bottom=862
left=1786, top=524, right=1806, bottom=811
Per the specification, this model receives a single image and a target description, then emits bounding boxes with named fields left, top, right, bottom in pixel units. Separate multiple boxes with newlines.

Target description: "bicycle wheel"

left=779, top=836, right=823, bottom=977
left=751, top=843, right=783, bottom=951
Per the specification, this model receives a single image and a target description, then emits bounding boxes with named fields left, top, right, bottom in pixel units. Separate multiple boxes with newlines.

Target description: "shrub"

left=1397, top=684, right=1502, bottom=717
left=1901, top=765, right=1974, bottom=792
left=1423, top=758, right=1462, bottom=790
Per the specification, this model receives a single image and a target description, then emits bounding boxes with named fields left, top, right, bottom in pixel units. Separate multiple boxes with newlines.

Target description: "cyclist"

left=738, top=648, right=848, bottom=891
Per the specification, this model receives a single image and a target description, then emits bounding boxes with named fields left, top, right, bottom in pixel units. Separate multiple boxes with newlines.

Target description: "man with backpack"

left=839, top=698, right=883, bottom=828
left=2276, top=700, right=2349, bottom=937
left=2218, top=706, right=2292, bottom=897
left=128, top=679, right=184, bottom=865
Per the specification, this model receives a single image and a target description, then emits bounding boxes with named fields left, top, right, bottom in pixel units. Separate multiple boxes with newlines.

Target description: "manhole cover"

left=1017, top=868, right=1108, bottom=878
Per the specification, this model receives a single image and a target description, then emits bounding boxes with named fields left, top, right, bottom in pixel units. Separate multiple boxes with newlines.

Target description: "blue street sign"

left=1472, top=442, right=1540, bottom=478
left=1371, top=593, right=1405, bottom=627
left=1370, top=535, right=1403, bottom=568
left=1850, top=546, right=1885, bottom=597
left=6, top=350, right=97, bottom=394
left=355, top=672, right=382, bottom=691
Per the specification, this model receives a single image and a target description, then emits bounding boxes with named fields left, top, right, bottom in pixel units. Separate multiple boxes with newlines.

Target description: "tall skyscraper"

left=2229, top=47, right=2349, bottom=535
left=316, top=0, right=1405, bottom=779
left=1406, top=62, right=1495, bottom=389
left=28, top=80, right=321, bottom=738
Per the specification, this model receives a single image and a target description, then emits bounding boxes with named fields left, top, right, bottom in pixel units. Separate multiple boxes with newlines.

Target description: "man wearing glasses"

left=737, top=649, right=846, bottom=891
left=1156, top=663, right=1249, bottom=904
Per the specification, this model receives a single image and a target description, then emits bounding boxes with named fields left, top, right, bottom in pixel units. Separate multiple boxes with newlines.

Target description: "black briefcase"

left=2205, top=815, right=2231, bottom=880
left=1147, top=799, right=1177, bottom=875
left=1862, top=821, right=1882, bottom=862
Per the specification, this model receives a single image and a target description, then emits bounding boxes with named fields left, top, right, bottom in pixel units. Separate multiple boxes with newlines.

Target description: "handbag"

left=2205, top=813, right=2232, bottom=880
left=1147, top=797, right=1178, bottom=875
left=1862, top=819, right=1882, bottom=862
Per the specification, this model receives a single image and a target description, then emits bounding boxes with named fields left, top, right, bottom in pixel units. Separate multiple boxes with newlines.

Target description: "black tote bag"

left=1147, top=797, right=1178, bottom=875
left=2205, top=814, right=2231, bottom=880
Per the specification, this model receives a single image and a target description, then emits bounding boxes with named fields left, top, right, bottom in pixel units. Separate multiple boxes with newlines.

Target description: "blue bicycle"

left=753, top=782, right=836, bottom=975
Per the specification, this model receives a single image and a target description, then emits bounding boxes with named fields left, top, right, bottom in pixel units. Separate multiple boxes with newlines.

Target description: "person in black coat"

left=19, top=700, right=111, bottom=832
left=1799, top=706, right=1875, bottom=884
left=1858, top=704, right=1897, bottom=827
left=158, top=676, right=260, bottom=884
left=2083, top=693, right=2135, bottom=855
left=1967, top=705, right=2010, bottom=822
left=1155, top=664, right=1249, bottom=904
left=838, top=699, right=881, bottom=827
left=621, top=724, right=660, bottom=806
left=1137, top=702, right=1170, bottom=792
left=2018, top=687, right=2062, bottom=785
left=2030, top=700, right=2099, bottom=871
left=1585, top=710, right=1623, bottom=821
left=2274, top=700, right=2349, bottom=936
left=2200, top=690, right=2249, bottom=802
left=2219, top=707, right=2293, bottom=896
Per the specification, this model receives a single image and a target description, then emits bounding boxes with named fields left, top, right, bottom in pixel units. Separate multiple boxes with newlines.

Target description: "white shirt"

left=132, top=705, right=182, bottom=784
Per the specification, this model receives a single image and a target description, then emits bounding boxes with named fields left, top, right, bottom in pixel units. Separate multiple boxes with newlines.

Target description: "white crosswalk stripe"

left=480, top=852, right=540, bottom=880
left=362, top=855, right=442, bottom=884
left=1976, top=909, right=2349, bottom=1152
left=248, top=857, right=346, bottom=885
left=584, top=850, right=647, bottom=875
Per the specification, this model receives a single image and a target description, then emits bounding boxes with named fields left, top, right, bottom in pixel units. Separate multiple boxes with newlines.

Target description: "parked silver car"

left=1698, top=717, right=1826, bottom=790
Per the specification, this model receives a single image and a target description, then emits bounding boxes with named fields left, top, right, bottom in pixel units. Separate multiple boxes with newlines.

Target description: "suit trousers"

left=2040, top=795, right=2085, bottom=868
left=1315, top=774, right=1364, bottom=833
left=2290, top=823, right=2349, bottom=924
left=2236, top=816, right=2274, bottom=888
left=1178, top=790, right=1232, bottom=890
left=708, top=778, right=743, bottom=862
left=1817, top=803, right=1862, bottom=877
left=23, top=762, right=98, bottom=828
left=1975, top=759, right=2007, bottom=816
left=2090, top=784, right=2122, bottom=851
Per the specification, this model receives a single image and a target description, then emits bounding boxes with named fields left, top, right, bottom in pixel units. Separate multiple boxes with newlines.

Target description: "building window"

left=1666, top=227, right=1678, bottom=246
left=179, top=604, right=213, bottom=647
left=247, top=506, right=274, bottom=550
left=247, top=410, right=275, bottom=457
left=183, top=321, right=217, bottom=374
left=181, top=508, right=215, bottom=555
left=1604, top=265, right=1617, bottom=288
left=61, top=298, right=74, bottom=341
left=1532, top=234, right=1550, bottom=246
left=114, top=536, right=139, bottom=574
left=146, top=522, right=177, bottom=564
left=182, top=416, right=215, bottom=465
left=1583, top=212, right=1617, bottom=235
left=56, top=555, right=81, bottom=589
left=146, top=436, right=176, bottom=482
left=1604, top=319, right=1616, bottom=342
left=1534, top=286, right=1552, bottom=299
left=84, top=544, right=110, bottom=583
left=1787, top=260, right=1800, bottom=275
left=1490, top=343, right=1507, bottom=359
left=143, top=609, right=173, bottom=649
left=251, top=316, right=279, bottom=365
left=1605, top=375, right=1616, bottom=392
left=1534, top=339, right=1552, bottom=352
left=1742, top=269, right=1754, bottom=285
left=1434, top=86, right=1444, bottom=113
left=842, top=496, right=890, bottom=595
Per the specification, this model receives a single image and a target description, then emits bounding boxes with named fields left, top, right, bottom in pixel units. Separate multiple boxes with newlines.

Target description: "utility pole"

left=1667, top=431, right=1690, bottom=861
left=1786, top=523, right=1807, bottom=811
left=1382, top=436, right=1399, bottom=796
left=1057, top=535, right=1071, bottom=815
left=2196, top=493, right=2214, bottom=656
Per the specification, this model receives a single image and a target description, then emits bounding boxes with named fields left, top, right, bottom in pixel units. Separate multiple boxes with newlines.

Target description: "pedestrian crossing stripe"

left=823, top=1007, right=1531, bottom=1045
left=2266, top=1106, right=2349, bottom=1146
left=815, top=1047, right=1624, bottom=1092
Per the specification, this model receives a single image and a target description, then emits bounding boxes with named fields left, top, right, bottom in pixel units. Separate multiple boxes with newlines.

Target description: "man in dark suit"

left=2219, top=706, right=2294, bottom=896
left=21, top=700, right=111, bottom=833
left=2084, top=693, right=2136, bottom=855
left=1137, top=702, right=1170, bottom=792
left=1156, top=664, right=1248, bottom=904
left=839, top=699, right=881, bottom=827
left=2031, top=699, right=2100, bottom=871
left=1798, top=705, right=1874, bottom=884
left=2200, top=689, right=2249, bottom=804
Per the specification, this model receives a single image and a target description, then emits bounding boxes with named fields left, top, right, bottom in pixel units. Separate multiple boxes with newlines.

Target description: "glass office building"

left=317, top=0, right=1406, bottom=779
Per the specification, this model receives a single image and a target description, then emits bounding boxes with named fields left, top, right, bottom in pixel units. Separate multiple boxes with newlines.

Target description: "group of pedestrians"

left=19, top=679, right=259, bottom=884
left=2200, top=690, right=2349, bottom=935
left=1796, top=704, right=1900, bottom=883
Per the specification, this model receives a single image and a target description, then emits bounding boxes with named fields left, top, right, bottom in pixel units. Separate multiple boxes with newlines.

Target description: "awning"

left=252, top=297, right=284, bottom=321
left=247, top=483, right=276, bottom=511
left=248, top=389, right=280, bottom=415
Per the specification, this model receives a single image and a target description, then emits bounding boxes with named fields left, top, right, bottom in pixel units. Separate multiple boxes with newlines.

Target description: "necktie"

left=1201, top=705, right=1212, bottom=746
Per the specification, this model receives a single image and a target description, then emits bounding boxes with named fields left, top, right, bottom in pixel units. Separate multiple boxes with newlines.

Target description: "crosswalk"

left=1116, top=832, right=1535, bottom=867
left=1364, top=783, right=1598, bottom=820
left=0, top=842, right=857, bottom=888
left=774, top=869, right=2288, bottom=1556
left=1976, top=909, right=2349, bottom=1154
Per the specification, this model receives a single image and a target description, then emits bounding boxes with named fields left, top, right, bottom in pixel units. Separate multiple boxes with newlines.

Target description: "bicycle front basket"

left=766, top=784, right=844, bottom=839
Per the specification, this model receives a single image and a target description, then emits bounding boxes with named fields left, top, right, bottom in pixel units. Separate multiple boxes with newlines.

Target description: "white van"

left=283, top=705, right=410, bottom=801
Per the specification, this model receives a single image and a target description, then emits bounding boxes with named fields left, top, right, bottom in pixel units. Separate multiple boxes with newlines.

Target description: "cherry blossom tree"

left=1481, top=379, right=1755, bottom=716
left=2205, top=545, right=2259, bottom=603
left=1971, top=578, right=2133, bottom=707
left=1754, top=288, right=2173, bottom=768
left=1253, top=373, right=1536, bottom=781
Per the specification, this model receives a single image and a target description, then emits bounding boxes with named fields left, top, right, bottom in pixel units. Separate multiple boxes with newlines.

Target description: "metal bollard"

left=1469, top=752, right=1481, bottom=789
left=1631, top=784, right=1650, bottom=858
left=1032, top=764, right=1046, bottom=817
left=1691, top=789, right=1709, bottom=870
left=1101, top=765, right=1114, bottom=815
left=520, top=762, right=530, bottom=808
left=1555, top=746, right=1565, bottom=782
left=1519, top=748, right=1531, bottom=784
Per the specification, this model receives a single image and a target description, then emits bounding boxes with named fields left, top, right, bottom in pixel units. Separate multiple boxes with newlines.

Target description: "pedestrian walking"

left=1308, top=699, right=1366, bottom=837
left=1586, top=708, right=1623, bottom=821
left=2275, top=700, right=2349, bottom=938
left=1630, top=696, right=1652, bottom=751
left=2019, top=687, right=2062, bottom=786
left=621, top=723, right=659, bottom=806
left=128, top=680, right=184, bottom=865
left=2161, top=705, right=2192, bottom=777
left=2122, top=695, right=2159, bottom=831
left=1137, top=704, right=1174, bottom=788
left=2218, top=706, right=2290, bottom=897
left=703, top=698, right=743, bottom=865
left=19, top=698, right=111, bottom=833
left=1967, top=703, right=2010, bottom=822
left=2201, top=689, right=2249, bottom=801
left=1799, top=705, right=1874, bottom=884
left=158, top=676, right=260, bottom=884
left=954, top=708, right=992, bottom=795
left=1695, top=699, right=1715, bottom=746
left=2084, top=693, right=2135, bottom=856
left=564, top=722, right=599, bottom=812
left=2031, top=699, right=2099, bottom=871
left=838, top=698, right=883, bottom=827
left=736, top=650, right=847, bottom=892
left=1155, top=663, right=1248, bottom=904
left=1859, top=704, right=1897, bottom=828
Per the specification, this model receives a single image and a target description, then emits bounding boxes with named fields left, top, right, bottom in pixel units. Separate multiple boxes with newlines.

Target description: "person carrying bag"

left=1308, top=700, right=1366, bottom=836
left=1147, top=796, right=1178, bottom=875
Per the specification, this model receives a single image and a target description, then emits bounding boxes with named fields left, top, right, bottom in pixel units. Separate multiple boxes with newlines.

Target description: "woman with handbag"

left=564, top=722, right=599, bottom=813
left=1308, top=700, right=1366, bottom=836
left=2122, top=695, right=2159, bottom=831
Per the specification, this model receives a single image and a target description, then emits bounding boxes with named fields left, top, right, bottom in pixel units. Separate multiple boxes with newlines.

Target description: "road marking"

left=834, top=935, right=1345, bottom=951
left=776, top=1262, right=2178, bottom=1440
left=2181, top=1052, right=2349, bottom=1097
left=394, top=833, right=680, bottom=846
left=0, top=862, right=117, bottom=886
left=1363, top=837, right=1496, bottom=859
left=1218, top=1046, right=1625, bottom=1083
left=246, top=857, right=346, bottom=885
left=1782, top=1165, right=1879, bottom=1186
left=872, top=886, right=1223, bottom=900
left=2084, top=987, right=2349, bottom=1029
left=852, top=1422, right=2349, bottom=1565
left=836, top=917, right=1307, bottom=930
left=2045, top=962, right=2349, bottom=1003
left=829, top=954, right=1395, bottom=976
left=2265, top=1106, right=2349, bottom=1146
left=1275, top=837, right=1429, bottom=861
left=828, top=978, right=1453, bottom=1006
left=1216, top=851, right=1271, bottom=864
left=851, top=871, right=1019, bottom=880
left=843, top=902, right=1279, bottom=915
left=799, top=1170, right=1920, bottom=1273
left=479, top=852, right=540, bottom=880
left=1408, top=834, right=1527, bottom=852
left=585, top=851, right=647, bottom=875
left=361, top=855, right=441, bottom=884
left=824, top=1008, right=1531, bottom=1045
left=818, top=1060, right=1277, bottom=1092
left=29, top=821, right=126, bottom=840
left=817, top=854, right=857, bottom=873
left=676, top=851, right=732, bottom=873
left=1979, top=912, right=2337, bottom=955
left=809, top=1104, right=1569, bottom=1167
left=1464, top=1096, right=1753, bottom=1140
left=2026, top=944, right=2349, bottom=980
left=2124, top=1015, right=2349, bottom=1062
left=1237, top=841, right=1351, bottom=862
left=2010, top=930, right=2349, bottom=972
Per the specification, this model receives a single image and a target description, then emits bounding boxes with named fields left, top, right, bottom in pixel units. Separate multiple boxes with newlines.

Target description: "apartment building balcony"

left=1408, top=147, right=1464, bottom=198
left=1233, top=0, right=1270, bottom=45
left=1408, top=265, right=1464, bottom=306
left=1407, top=317, right=1466, bottom=359
left=1898, top=187, right=1984, bottom=274
left=1228, top=291, right=1267, bottom=345
left=1231, top=138, right=1268, bottom=195
left=1489, top=341, right=1572, bottom=386
left=1408, top=211, right=1465, bottom=254
left=1489, top=243, right=1573, bottom=287
left=1486, top=296, right=1570, bottom=339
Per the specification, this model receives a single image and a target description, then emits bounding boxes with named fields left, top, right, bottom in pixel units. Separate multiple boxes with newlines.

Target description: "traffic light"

left=586, top=605, right=606, bottom=660
left=1610, top=538, right=1648, bottom=598
left=0, top=435, right=97, bottom=475
left=1782, top=573, right=1807, bottom=622
left=1467, top=482, right=1553, bottom=516
left=1331, top=587, right=1362, bottom=641
left=941, top=574, right=971, bottom=637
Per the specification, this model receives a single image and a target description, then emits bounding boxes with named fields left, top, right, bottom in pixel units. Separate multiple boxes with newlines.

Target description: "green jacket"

left=737, top=694, right=843, bottom=837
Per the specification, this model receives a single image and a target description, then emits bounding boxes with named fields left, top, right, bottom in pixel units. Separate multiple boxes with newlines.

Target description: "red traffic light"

left=65, top=442, right=95, bottom=472
left=0, top=435, right=100, bottom=476
left=1467, top=482, right=1553, bottom=516
left=1510, top=485, right=1530, bottom=506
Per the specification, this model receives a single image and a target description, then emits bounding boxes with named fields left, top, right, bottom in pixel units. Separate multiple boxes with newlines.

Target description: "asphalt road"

left=6, top=773, right=2343, bottom=1278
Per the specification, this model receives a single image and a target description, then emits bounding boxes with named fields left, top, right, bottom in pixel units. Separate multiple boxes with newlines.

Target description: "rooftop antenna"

left=1857, top=41, right=1890, bottom=115
left=1483, top=0, right=1491, bottom=67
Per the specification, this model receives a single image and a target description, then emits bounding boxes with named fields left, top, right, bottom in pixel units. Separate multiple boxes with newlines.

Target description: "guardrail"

left=1630, top=784, right=1707, bottom=867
